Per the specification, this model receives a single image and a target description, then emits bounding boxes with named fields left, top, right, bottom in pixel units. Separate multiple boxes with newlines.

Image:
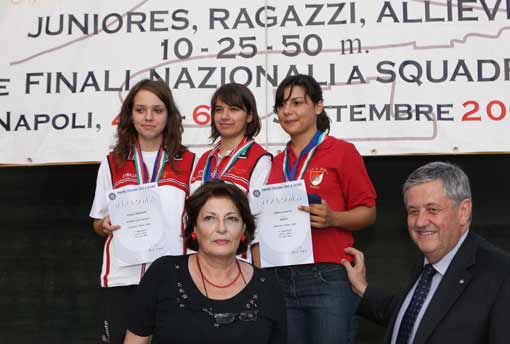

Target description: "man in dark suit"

left=342, top=161, right=510, bottom=344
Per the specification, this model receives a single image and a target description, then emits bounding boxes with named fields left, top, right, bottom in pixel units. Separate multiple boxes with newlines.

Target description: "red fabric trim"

left=103, top=235, right=113, bottom=287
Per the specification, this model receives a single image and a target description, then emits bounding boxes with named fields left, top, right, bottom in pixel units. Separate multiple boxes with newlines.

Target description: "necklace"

left=195, top=255, right=245, bottom=297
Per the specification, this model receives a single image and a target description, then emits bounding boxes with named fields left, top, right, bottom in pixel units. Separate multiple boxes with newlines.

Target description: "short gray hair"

left=403, top=162, right=471, bottom=206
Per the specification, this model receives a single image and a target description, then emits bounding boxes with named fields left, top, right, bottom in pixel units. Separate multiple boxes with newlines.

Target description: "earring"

left=191, top=232, right=197, bottom=240
left=240, top=234, right=246, bottom=244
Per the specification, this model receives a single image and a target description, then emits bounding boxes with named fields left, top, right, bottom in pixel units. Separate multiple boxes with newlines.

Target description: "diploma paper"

left=107, top=183, right=169, bottom=267
left=250, top=180, right=314, bottom=268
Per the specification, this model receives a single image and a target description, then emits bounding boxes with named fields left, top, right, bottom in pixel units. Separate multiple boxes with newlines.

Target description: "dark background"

left=1, top=155, right=509, bottom=343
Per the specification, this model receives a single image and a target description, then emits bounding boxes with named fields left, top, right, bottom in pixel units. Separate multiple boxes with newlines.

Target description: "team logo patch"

left=108, top=192, right=116, bottom=200
left=252, top=189, right=261, bottom=198
left=309, top=169, right=325, bottom=186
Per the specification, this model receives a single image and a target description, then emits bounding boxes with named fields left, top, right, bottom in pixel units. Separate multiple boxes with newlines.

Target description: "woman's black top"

left=128, top=255, right=286, bottom=344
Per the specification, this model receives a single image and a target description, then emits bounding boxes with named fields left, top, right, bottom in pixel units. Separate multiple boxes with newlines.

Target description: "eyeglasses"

left=202, top=308, right=258, bottom=324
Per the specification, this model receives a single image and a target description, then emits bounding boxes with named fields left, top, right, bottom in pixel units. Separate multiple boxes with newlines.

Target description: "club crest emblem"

left=310, top=170, right=324, bottom=186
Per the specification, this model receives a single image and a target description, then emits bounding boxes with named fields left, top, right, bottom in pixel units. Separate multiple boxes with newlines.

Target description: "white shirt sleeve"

left=189, top=153, right=201, bottom=195
left=248, top=154, right=271, bottom=246
left=89, top=157, right=112, bottom=219
left=249, top=154, right=272, bottom=189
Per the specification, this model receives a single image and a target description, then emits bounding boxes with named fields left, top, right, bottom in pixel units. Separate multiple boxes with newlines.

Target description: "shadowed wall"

left=1, top=155, right=509, bottom=343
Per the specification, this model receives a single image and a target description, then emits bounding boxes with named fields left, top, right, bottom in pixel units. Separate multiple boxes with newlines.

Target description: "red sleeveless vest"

left=191, top=142, right=270, bottom=193
left=108, top=149, right=195, bottom=193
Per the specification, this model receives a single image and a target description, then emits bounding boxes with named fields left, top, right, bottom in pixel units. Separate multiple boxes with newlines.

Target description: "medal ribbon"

left=133, top=140, right=167, bottom=184
left=202, top=136, right=254, bottom=183
left=132, top=140, right=168, bottom=276
left=283, top=131, right=326, bottom=182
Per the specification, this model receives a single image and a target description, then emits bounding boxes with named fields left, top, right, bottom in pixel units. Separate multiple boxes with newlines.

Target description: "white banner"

left=2, top=0, right=510, bottom=164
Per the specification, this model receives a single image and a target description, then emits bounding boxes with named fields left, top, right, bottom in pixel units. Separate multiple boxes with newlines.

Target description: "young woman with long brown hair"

left=90, top=79, right=195, bottom=343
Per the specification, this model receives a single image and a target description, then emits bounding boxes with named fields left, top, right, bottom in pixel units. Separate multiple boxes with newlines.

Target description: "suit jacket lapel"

left=412, top=233, right=478, bottom=344
left=383, top=260, right=424, bottom=344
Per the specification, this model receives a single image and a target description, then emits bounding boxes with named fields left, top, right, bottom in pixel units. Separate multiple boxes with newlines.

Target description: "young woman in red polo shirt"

left=190, top=83, right=272, bottom=262
left=267, top=74, right=376, bottom=344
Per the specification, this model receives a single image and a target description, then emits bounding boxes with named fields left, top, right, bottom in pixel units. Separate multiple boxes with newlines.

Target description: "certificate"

left=250, top=180, right=314, bottom=268
left=107, top=182, right=169, bottom=267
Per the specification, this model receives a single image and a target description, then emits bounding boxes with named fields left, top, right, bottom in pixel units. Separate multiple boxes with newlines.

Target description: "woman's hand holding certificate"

left=107, top=183, right=168, bottom=267
left=249, top=180, right=314, bottom=268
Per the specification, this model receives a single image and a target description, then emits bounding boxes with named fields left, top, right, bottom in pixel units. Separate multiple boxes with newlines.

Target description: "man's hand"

left=342, top=247, right=368, bottom=297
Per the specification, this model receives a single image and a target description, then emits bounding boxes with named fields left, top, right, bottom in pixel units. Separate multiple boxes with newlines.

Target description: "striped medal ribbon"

left=132, top=140, right=167, bottom=277
left=133, top=140, right=167, bottom=184
left=283, top=131, right=326, bottom=182
left=202, top=136, right=254, bottom=183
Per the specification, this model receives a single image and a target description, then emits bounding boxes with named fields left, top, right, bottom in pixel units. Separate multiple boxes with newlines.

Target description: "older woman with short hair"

left=124, top=181, right=286, bottom=344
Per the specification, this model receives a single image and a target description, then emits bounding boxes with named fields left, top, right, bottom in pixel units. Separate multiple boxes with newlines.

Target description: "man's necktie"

left=396, top=264, right=437, bottom=344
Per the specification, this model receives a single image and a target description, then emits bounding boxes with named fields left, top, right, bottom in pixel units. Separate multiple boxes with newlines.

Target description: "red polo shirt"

left=268, top=136, right=376, bottom=263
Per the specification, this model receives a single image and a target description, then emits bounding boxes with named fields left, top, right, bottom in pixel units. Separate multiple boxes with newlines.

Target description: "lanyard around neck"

left=283, top=131, right=326, bottom=182
left=203, top=137, right=254, bottom=183
left=133, top=140, right=167, bottom=184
